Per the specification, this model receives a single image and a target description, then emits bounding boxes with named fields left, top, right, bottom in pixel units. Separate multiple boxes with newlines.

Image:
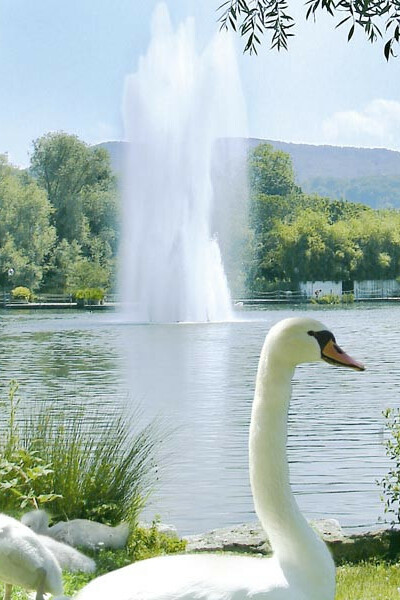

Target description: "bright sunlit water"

left=0, top=304, right=396, bottom=535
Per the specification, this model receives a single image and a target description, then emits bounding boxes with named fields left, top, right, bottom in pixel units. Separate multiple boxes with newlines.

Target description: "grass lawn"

left=336, top=561, right=400, bottom=599
left=1, top=557, right=400, bottom=599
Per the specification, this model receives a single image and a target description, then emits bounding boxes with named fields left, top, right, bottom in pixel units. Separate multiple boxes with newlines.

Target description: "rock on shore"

left=184, top=520, right=400, bottom=563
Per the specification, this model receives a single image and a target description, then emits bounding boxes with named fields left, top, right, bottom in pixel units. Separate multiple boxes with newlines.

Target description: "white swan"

left=22, top=509, right=129, bottom=550
left=74, top=317, right=364, bottom=600
left=0, top=513, right=63, bottom=600
left=37, top=535, right=96, bottom=573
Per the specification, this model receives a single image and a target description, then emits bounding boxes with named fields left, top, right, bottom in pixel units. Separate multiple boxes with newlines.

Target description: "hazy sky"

left=1, top=0, right=400, bottom=167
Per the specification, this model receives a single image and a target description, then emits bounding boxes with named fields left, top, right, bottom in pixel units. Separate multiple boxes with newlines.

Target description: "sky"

left=1, top=0, right=400, bottom=167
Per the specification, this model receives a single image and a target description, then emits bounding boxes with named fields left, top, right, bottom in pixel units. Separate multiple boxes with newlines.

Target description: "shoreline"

left=1, top=297, right=400, bottom=310
left=183, top=520, right=400, bottom=563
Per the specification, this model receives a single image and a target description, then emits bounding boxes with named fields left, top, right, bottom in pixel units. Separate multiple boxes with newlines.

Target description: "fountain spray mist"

left=120, top=3, right=247, bottom=322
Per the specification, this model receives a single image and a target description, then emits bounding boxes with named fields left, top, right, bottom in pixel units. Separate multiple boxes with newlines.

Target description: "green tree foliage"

left=42, top=239, right=83, bottom=292
left=246, top=143, right=400, bottom=292
left=66, top=259, right=111, bottom=291
left=248, top=143, right=299, bottom=197
left=218, top=0, right=400, bottom=59
left=0, top=133, right=120, bottom=294
left=30, top=132, right=116, bottom=242
left=0, top=155, right=56, bottom=289
left=30, top=132, right=119, bottom=292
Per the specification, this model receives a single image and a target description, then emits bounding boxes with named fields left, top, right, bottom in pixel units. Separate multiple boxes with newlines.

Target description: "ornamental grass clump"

left=25, top=406, right=160, bottom=525
left=0, top=381, right=162, bottom=526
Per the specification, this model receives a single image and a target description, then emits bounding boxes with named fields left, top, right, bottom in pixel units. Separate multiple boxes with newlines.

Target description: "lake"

left=0, top=304, right=397, bottom=535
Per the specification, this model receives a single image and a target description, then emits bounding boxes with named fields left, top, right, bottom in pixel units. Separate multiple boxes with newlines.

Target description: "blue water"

left=0, top=304, right=396, bottom=534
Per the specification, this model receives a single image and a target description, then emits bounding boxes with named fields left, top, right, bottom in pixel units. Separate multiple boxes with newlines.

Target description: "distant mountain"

left=247, top=139, right=400, bottom=209
left=97, top=138, right=400, bottom=205
left=98, top=138, right=400, bottom=180
left=301, top=175, right=400, bottom=209
left=96, top=141, right=127, bottom=176
left=247, top=138, right=400, bottom=181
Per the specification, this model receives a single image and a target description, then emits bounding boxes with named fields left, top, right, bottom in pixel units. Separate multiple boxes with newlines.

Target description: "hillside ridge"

left=97, top=138, right=400, bottom=183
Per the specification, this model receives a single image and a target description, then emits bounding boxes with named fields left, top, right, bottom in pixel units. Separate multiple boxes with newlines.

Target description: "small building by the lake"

left=300, top=279, right=400, bottom=300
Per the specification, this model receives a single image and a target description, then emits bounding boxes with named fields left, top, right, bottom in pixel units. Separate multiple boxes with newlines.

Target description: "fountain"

left=120, top=3, right=246, bottom=322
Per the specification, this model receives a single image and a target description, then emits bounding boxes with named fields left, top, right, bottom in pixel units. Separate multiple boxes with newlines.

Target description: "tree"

left=248, top=143, right=299, bottom=197
left=30, top=133, right=120, bottom=292
left=346, top=209, right=400, bottom=279
left=244, top=141, right=400, bottom=289
left=218, top=0, right=400, bottom=59
left=41, top=239, right=83, bottom=293
left=80, top=184, right=119, bottom=260
left=66, top=259, right=111, bottom=291
left=30, top=132, right=116, bottom=245
left=0, top=156, right=56, bottom=289
left=248, top=202, right=400, bottom=287
left=275, top=209, right=328, bottom=281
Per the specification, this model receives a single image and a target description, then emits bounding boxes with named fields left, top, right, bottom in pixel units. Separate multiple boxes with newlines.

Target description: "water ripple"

left=0, top=305, right=397, bottom=535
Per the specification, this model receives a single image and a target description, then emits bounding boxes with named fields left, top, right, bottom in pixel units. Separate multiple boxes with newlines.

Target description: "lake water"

left=0, top=304, right=397, bottom=535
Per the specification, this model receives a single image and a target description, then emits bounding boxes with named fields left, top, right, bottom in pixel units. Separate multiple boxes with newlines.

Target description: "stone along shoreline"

left=182, top=520, right=400, bottom=563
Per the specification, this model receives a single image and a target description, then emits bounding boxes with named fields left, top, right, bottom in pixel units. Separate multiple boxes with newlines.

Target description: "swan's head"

left=266, top=317, right=365, bottom=371
left=21, top=509, right=49, bottom=532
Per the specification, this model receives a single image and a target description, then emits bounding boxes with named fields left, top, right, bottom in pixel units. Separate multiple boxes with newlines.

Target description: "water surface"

left=0, top=305, right=396, bottom=534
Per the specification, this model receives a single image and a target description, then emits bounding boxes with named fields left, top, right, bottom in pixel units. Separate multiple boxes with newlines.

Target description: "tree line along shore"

left=2, top=134, right=400, bottom=302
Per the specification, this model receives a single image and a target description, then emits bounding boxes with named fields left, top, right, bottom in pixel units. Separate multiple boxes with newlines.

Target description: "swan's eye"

left=308, top=329, right=336, bottom=351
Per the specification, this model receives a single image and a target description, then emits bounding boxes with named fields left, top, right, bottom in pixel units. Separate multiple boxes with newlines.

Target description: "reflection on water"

left=0, top=305, right=397, bottom=534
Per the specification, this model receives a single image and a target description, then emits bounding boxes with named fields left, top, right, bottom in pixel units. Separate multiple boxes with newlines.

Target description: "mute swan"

left=37, top=535, right=96, bottom=573
left=74, top=317, right=364, bottom=600
left=0, top=513, right=63, bottom=600
left=22, top=509, right=129, bottom=550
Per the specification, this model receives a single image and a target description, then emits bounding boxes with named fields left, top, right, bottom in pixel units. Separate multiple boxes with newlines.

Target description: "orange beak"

left=322, top=339, right=365, bottom=371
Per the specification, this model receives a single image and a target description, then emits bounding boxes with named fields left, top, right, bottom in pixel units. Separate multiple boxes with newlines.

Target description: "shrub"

left=310, top=293, right=341, bottom=305
left=310, top=292, right=354, bottom=304
left=11, top=286, right=32, bottom=301
left=379, top=408, right=400, bottom=524
left=73, top=287, right=105, bottom=303
left=127, top=520, right=186, bottom=562
left=66, top=259, right=110, bottom=291
left=0, top=450, right=60, bottom=514
left=342, top=292, right=355, bottom=304
left=0, top=381, right=60, bottom=513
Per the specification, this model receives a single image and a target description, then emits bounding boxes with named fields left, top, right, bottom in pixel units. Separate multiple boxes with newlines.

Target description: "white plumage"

left=0, top=513, right=63, bottom=600
left=73, top=317, right=364, bottom=600
left=37, top=534, right=96, bottom=573
left=22, top=510, right=129, bottom=550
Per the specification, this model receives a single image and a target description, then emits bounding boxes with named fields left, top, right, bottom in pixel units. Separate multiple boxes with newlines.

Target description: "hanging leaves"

left=218, top=0, right=400, bottom=59
left=218, top=0, right=294, bottom=54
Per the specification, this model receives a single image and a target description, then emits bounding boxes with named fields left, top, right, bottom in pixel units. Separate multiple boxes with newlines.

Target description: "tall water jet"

left=120, top=3, right=246, bottom=322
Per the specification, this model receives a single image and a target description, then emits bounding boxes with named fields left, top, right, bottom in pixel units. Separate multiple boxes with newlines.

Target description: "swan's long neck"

left=249, top=349, right=335, bottom=590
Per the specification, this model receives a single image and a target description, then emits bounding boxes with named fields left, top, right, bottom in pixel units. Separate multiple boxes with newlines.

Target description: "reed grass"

left=24, top=404, right=161, bottom=524
left=0, top=381, right=162, bottom=525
